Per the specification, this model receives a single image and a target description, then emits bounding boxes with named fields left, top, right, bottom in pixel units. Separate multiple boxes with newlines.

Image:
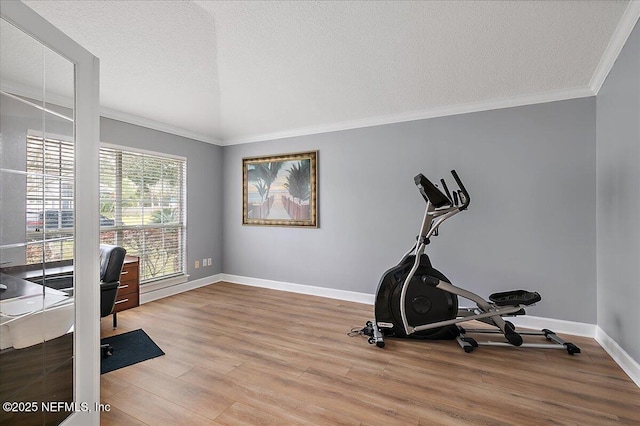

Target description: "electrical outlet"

left=203, top=258, right=207, bottom=268
left=195, top=260, right=200, bottom=269
left=207, top=258, right=212, bottom=266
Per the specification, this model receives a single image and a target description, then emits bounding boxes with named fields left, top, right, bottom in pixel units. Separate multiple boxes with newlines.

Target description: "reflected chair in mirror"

left=99, top=244, right=126, bottom=357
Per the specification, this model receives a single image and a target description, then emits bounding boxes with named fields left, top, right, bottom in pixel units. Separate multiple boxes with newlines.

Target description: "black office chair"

left=100, top=244, right=126, bottom=357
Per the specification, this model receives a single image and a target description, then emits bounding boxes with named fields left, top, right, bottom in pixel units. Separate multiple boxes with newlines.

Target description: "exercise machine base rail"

left=366, top=320, right=581, bottom=355
left=456, top=326, right=581, bottom=354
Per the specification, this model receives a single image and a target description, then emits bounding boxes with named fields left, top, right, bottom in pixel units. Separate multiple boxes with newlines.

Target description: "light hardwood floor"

left=100, top=282, right=640, bottom=425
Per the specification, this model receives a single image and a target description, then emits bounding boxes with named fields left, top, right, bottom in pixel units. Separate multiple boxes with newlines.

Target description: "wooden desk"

left=114, top=256, right=140, bottom=313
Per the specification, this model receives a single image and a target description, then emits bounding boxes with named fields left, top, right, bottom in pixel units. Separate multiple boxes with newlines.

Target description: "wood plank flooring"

left=100, top=282, right=640, bottom=425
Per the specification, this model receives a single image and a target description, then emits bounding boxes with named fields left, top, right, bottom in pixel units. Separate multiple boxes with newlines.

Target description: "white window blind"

left=99, top=147, right=187, bottom=283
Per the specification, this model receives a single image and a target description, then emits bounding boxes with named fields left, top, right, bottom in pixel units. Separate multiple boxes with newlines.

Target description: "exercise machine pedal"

left=503, top=321, right=523, bottom=346
left=489, top=290, right=541, bottom=306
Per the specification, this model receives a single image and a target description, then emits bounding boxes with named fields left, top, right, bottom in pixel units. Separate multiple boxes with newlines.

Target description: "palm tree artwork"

left=243, top=151, right=316, bottom=227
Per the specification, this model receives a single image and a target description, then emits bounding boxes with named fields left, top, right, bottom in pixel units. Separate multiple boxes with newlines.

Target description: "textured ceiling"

left=10, top=1, right=635, bottom=144
left=19, top=0, right=221, bottom=139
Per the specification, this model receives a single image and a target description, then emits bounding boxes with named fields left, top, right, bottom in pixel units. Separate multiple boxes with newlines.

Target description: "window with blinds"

left=25, top=135, right=75, bottom=263
left=25, top=135, right=187, bottom=283
left=99, top=146, right=187, bottom=283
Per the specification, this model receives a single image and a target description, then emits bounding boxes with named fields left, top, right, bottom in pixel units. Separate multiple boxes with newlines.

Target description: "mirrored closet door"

left=0, top=16, right=76, bottom=425
left=1, top=2, right=100, bottom=424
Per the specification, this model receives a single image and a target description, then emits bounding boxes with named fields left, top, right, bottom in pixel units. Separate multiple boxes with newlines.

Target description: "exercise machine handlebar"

left=440, top=178, right=452, bottom=201
left=450, top=169, right=470, bottom=210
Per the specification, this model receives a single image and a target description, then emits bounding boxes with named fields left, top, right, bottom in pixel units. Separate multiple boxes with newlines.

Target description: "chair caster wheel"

left=376, top=341, right=385, bottom=348
left=102, top=345, right=113, bottom=357
left=464, top=346, right=474, bottom=353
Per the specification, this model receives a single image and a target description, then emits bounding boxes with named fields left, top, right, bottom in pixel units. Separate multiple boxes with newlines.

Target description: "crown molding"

left=590, top=0, right=640, bottom=94
left=1, top=79, right=593, bottom=148
left=221, top=86, right=594, bottom=146
left=0, top=79, right=74, bottom=109
left=1, top=79, right=222, bottom=145
left=99, top=107, right=222, bottom=145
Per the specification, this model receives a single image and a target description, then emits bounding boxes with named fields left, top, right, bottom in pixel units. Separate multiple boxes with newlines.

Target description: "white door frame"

left=1, top=2, right=100, bottom=425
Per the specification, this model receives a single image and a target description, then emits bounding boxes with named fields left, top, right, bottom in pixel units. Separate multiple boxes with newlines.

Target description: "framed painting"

left=243, top=151, right=318, bottom=227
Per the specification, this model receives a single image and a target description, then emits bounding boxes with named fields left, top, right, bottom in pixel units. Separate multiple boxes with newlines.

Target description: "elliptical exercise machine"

left=362, top=170, right=580, bottom=355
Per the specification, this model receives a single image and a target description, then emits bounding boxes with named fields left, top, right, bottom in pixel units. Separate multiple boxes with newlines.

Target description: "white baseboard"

left=221, top=274, right=375, bottom=305
left=221, top=274, right=596, bottom=337
left=595, top=326, right=640, bottom=388
left=506, top=314, right=596, bottom=338
left=140, top=273, right=222, bottom=304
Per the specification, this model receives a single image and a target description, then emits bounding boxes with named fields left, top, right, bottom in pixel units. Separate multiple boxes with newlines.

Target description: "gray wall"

left=101, top=118, right=223, bottom=280
left=223, top=98, right=597, bottom=323
left=596, top=20, right=640, bottom=362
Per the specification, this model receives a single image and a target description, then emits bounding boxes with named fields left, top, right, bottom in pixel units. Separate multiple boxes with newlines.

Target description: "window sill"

left=140, top=274, right=189, bottom=294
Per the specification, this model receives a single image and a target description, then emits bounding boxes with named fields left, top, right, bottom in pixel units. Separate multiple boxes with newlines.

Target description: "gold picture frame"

left=243, top=151, right=318, bottom=227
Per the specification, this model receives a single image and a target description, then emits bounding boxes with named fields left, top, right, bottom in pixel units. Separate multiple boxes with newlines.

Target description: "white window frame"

left=100, top=142, right=187, bottom=287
